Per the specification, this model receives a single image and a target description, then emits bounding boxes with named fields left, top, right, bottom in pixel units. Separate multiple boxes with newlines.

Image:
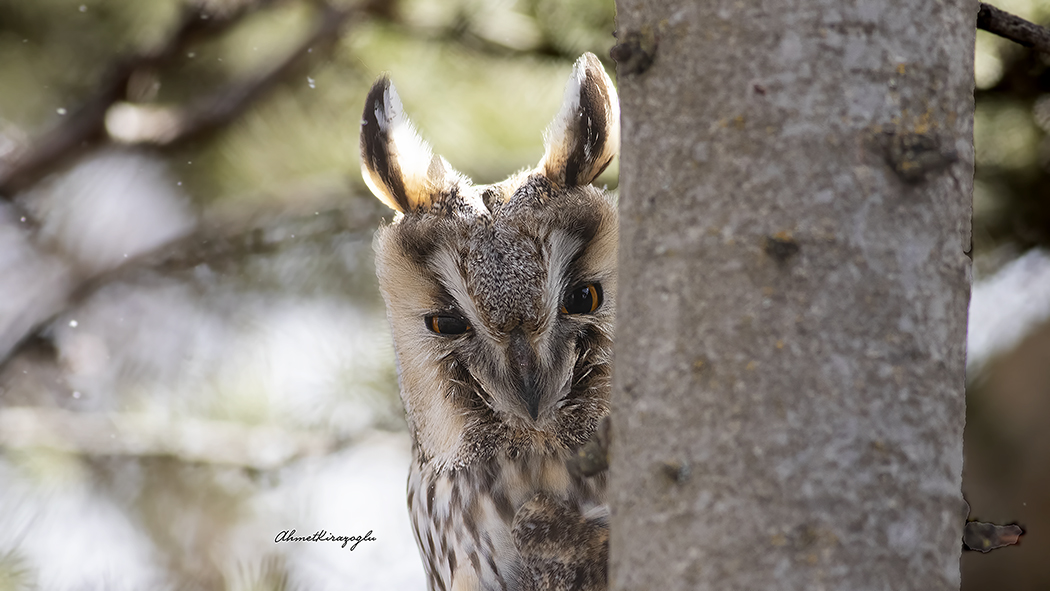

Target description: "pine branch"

left=0, top=0, right=355, bottom=199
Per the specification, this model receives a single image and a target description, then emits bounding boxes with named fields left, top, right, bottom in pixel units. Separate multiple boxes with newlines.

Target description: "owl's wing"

left=511, top=492, right=608, bottom=591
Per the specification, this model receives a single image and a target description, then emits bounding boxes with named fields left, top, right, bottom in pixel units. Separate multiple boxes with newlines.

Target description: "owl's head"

left=361, top=53, right=618, bottom=468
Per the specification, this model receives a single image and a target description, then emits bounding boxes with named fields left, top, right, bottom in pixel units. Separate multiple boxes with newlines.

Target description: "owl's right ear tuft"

left=360, top=77, right=459, bottom=214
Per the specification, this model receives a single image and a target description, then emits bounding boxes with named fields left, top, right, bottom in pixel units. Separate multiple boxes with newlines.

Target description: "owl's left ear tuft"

left=360, top=77, right=463, bottom=214
left=539, top=53, right=620, bottom=189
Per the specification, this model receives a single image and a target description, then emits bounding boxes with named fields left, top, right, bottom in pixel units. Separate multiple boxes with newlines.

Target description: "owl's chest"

left=407, top=449, right=605, bottom=591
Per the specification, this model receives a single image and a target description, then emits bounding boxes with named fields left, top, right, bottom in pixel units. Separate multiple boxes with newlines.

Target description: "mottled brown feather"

left=362, top=53, right=619, bottom=591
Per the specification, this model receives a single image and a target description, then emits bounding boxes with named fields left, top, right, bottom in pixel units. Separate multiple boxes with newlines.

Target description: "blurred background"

left=0, top=0, right=1045, bottom=588
left=0, top=0, right=616, bottom=589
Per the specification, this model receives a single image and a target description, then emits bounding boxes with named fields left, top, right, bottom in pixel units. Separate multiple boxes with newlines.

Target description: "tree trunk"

left=608, top=1, right=975, bottom=589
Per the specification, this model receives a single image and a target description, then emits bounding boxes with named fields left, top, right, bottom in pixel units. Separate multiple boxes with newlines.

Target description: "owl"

left=360, top=53, right=619, bottom=591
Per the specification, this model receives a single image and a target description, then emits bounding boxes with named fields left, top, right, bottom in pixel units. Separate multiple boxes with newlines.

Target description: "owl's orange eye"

left=560, top=283, right=603, bottom=315
left=425, top=314, right=471, bottom=335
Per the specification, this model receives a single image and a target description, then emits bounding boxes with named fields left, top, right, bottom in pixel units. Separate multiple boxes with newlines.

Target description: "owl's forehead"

left=386, top=178, right=609, bottom=333
left=458, top=211, right=549, bottom=331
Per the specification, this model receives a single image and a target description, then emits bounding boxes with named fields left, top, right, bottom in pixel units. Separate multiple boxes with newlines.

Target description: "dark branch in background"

left=978, top=2, right=1050, bottom=54
left=0, top=197, right=384, bottom=372
left=0, top=0, right=366, bottom=369
left=134, top=199, right=383, bottom=275
left=0, top=0, right=355, bottom=199
left=0, top=0, right=263, bottom=197
left=125, top=3, right=355, bottom=147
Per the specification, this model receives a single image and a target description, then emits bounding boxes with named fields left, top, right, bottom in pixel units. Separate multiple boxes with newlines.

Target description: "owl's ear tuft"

left=360, top=77, right=461, bottom=214
left=540, top=53, right=620, bottom=189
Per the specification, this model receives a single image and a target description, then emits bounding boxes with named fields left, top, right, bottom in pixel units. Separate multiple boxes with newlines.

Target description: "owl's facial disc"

left=417, top=211, right=608, bottom=428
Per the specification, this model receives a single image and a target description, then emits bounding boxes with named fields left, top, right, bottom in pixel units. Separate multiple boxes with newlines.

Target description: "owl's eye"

left=425, top=314, right=471, bottom=335
left=560, top=283, right=603, bottom=315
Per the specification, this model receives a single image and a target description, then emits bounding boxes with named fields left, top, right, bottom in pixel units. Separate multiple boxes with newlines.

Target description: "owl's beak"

left=508, top=327, right=541, bottom=421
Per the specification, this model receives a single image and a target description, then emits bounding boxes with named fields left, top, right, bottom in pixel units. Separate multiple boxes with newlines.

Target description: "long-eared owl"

left=360, top=53, right=619, bottom=591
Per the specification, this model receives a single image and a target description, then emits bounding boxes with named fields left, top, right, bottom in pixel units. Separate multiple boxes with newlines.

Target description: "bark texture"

left=609, top=1, right=975, bottom=589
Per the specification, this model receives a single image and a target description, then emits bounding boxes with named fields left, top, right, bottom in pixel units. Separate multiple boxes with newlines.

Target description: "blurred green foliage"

left=0, top=1, right=618, bottom=589
left=974, top=1, right=1050, bottom=263
left=0, top=0, right=617, bottom=214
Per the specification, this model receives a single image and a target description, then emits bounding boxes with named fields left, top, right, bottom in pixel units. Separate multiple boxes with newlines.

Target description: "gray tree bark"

left=608, top=1, right=975, bottom=590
